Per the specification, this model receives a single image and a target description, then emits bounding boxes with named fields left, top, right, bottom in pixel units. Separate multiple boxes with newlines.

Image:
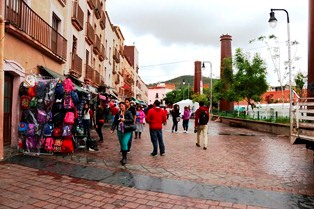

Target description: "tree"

left=294, top=72, right=306, bottom=97
left=232, top=48, right=268, bottom=111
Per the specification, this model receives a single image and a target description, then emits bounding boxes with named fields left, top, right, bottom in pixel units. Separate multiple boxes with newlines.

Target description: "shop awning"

left=39, top=66, right=88, bottom=94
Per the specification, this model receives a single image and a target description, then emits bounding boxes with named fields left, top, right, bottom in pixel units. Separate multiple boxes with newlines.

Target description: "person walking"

left=182, top=106, right=191, bottom=133
left=194, top=101, right=210, bottom=150
left=110, top=102, right=135, bottom=165
left=95, top=104, right=105, bottom=143
left=135, top=106, right=145, bottom=139
left=82, top=103, right=93, bottom=137
left=125, top=98, right=136, bottom=152
left=146, top=100, right=167, bottom=156
left=171, top=104, right=180, bottom=133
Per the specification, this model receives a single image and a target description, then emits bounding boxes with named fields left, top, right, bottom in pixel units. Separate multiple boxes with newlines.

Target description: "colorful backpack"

left=26, top=136, right=36, bottom=150
left=37, top=109, right=47, bottom=123
left=71, top=91, right=80, bottom=105
left=36, top=81, right=46, bottom=99
left=64, top=112, right=75, bottom=125
left=43, top=123, right=53, bottom=137
left=20, top=95, right=31, bottom=109
left=44, top=137, right=54, bottom=151
left=19, top=82, right=28, bottom=96
left=63, top=78, right=74, bottom=93
left=27, top=86, right=36, bottom=98
left=52, top=127, right=62, bottom=137
left=62, top=125, right=72, bottom=137
left=53, top=138, right=62, bottom=152
left=29, top=97, right=38, bottom=109
left=27, top=123, right=36, bottom=136
left=55, top=82, right=64, bottom=99
left=63, top=94, right=74, bottom=109
left=61, top=137, right=74, bottom=153
left=18, top=122, right=28, bottom=133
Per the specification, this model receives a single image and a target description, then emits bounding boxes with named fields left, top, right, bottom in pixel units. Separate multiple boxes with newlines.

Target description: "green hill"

left=148, top=75, right=217, bottom=89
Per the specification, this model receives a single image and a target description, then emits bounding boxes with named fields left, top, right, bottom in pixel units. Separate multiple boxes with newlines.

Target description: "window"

left=51, top=13, right=61, bottom=53
left=72, top=35, right=77, bottom=55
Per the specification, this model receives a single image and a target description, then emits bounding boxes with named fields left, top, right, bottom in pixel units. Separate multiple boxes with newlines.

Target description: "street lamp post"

left=182, top=79, right=190, bottom=100
left=268, top=8, right=293, bottom=139
left=202, top=61, right=213, bottom=118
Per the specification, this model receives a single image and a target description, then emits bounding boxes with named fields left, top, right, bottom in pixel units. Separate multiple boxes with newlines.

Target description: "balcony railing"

left=85, top=22, right=94, bottom=45
left=71, top=1, right=84, bottom=31
left=99, top=44, right=105, bottom=61
left=100, top=10, right=106, bottom=30
left=87, top=0, right=96, bottom=9
left=70, top=54, right=83, bottom=78
left=85, top=64, right=94, bottom=83
left=93, top=34, right=101, bottom=55
left=5, top=0, right=67, bottom=63
left=95, top=70, right=101, bottom=86
left=113, top=48, right=120, bottom=63
left=94, top=0, right=101, bottom=19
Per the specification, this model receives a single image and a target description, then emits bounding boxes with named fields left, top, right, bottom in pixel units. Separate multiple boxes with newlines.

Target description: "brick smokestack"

left=194, top=61, right=202, bottom=94
left=308, top=2, right=314, bottom=97
left=220, top=34, right=234, bottom=111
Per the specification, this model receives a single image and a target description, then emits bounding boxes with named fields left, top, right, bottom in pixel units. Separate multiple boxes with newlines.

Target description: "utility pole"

left=0, top=14, right=5, bottom=160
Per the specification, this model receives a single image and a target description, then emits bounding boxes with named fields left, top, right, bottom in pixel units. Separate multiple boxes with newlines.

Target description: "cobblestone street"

left=1, top=120, right=314, bottom=208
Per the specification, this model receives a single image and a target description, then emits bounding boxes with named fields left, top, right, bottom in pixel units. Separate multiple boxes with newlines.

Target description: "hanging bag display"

left=44, top=137, right=54, bottom=151
left=63, top=94, right=74, bottom=109
left=20, top=95, right=31, bottom=109
left=64, top=112, right=75, bottom=125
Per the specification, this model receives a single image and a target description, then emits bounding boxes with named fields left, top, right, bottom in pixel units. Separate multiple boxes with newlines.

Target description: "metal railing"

left=5, top=0, right=67, bottom=60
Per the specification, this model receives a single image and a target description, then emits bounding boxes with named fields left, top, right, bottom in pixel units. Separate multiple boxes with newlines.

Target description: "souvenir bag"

left=23, top=75, right=36, bottom=88
left=19, top=82, right=28, bottom=96
left=17, top=137, right=24, bottom=151
left=61, top=136, right=74, bottom=153
left=64, top=112, right=75, bottom=125
left=63, top=78, right=74, bottom=93
left=43, top=123, right=53, bottom=137
left=37, top=109, right=47, bottom=123
left=55, top=82, right=64, bottom=99
left=44, top=81, right=56, bottom=109
left=27, top=86, right=36, bottom=98
left=29, top=97, right=38, bottom=109
left=18, top=122, right=28, bottom=134
left=53, top=112, right=63, bottom=127
left=20, top=95, right=31, bottom=109
left=87, top=137, right=98, bottom=150
left=52, top=127, right=62, bottom=138
left=36, top=81, right=46, bottom=99
left=44, top=137, right=54, bottom=151
left=27, top=123, right=36, bottom=136
left=62, top=125, right=72, bottom=137
left=26, top=136, right=36, bottom=150
left=71, top=90, right=80, bottom=105
left=53, top=138, right=62, bottom=152
left=63, top=94, right=74, bottom=109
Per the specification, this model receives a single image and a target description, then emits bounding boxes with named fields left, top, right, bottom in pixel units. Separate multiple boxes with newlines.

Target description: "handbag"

left=124, top=124, right=136, bottom=132
left=176, top=117, right=180, bottom=122
left=98, top=119, right=105, bottom=124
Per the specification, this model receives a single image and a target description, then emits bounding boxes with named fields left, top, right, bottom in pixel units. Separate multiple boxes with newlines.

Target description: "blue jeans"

left=149, top=129, right=165, bottom=155
left=82, top=119, right=90, bottom=137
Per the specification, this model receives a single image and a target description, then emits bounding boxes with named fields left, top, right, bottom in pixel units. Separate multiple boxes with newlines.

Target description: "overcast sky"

left=106, top=0, right=309, bottom=86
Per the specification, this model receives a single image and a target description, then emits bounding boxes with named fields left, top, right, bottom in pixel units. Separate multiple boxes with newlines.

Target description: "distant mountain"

left=148, top=75, right=217, bottom=89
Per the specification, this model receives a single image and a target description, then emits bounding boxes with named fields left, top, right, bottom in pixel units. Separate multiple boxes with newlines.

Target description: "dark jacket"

left=96, top=108, right=105, bottom=123
left=171, top=109, right=180, bottom=122
left=111, top=110, right=134, bottom=132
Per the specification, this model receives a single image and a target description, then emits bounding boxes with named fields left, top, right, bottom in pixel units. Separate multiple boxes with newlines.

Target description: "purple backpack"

left=37, top=109, right=47, bottom=123
left=63, top=94, right=74, bottom=109
left=62, top=125, right=73, bottom=137
left=27, top=123, right=36, bottom=136
left=26, top=136, right=36, bottom=150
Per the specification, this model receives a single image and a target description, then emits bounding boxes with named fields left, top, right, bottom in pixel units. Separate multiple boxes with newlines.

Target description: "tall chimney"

left=308, top=2, right=314, bottom=97
left=220, top=34, right=234, bottom=111
left=194, top=61, right=202, bottom=94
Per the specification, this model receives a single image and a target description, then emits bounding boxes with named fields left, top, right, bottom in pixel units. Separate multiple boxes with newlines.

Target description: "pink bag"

left=64, top=112, right=75, bottom=124
left=45, top=137, right=54, bottom=151
left=27, top=123, right=36, bottom=136
left=37, top=109, right=47, bottom=123
left=63, top=78, right=74, bottom=93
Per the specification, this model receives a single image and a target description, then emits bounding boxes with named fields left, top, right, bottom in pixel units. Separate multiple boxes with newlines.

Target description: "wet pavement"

left=1, top=120, right=314, bottom=208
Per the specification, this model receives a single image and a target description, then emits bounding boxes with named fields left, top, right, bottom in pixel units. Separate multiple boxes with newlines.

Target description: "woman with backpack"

left=95, top=104, right=105, bottom=143
left=82, top=103, right=93, bottom=137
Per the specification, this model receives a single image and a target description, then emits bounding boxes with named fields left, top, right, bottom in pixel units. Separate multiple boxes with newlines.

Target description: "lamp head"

left=202, top=62, right=205, bottom=69
left=268, top=10, right=277, bottom=28
left=182, top=79, right=185, bottom=85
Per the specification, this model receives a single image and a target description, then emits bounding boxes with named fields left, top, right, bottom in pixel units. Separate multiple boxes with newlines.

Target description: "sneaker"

left=196, top=143, right=200, bottom=147
left=160, top=153, right=166, bottom=156
left=203, top=147, right=207, bottom=150
left=150, top=153, right=157, bottom=157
